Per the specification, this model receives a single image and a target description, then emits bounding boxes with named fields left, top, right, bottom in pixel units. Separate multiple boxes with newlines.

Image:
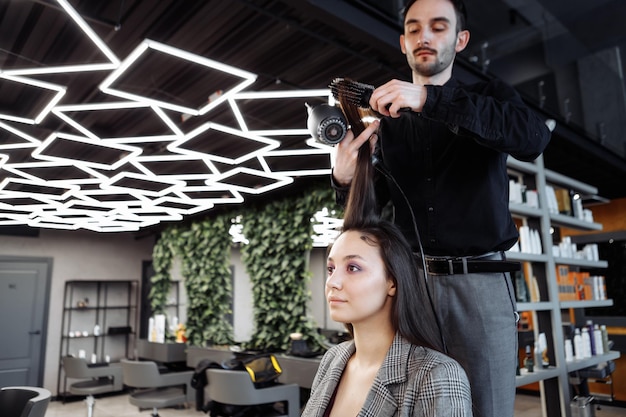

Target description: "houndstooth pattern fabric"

left=301, top=333, right=472, bottom=417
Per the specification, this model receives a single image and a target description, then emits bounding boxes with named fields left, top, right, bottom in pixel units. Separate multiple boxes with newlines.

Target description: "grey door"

left=0, top=260, right=51, bottom=387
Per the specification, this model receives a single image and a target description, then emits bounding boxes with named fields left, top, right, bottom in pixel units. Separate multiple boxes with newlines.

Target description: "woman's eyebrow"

left=327, top=254, right=364, bottom=262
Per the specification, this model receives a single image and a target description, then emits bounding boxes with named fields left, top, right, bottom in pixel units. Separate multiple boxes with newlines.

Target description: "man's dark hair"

left=402, top=0, right=467, bottom=32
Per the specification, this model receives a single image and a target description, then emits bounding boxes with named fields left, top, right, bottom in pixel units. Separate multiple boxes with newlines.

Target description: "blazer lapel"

left=358, top=334, right=411, bottom=417
left=306, top=341, right=355, bottom=417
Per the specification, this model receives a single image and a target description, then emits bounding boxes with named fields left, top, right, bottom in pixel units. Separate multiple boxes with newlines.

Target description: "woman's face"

left=325, top=230, right=396, bottom=327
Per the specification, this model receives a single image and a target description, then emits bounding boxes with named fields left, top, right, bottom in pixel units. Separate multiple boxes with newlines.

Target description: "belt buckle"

left=448, top=258, right=468, bottom=274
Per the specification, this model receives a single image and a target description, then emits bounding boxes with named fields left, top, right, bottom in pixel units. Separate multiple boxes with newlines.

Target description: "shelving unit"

left=506, top=155, right=620, bottom=417
left=56, top=280, right=138, bottom=399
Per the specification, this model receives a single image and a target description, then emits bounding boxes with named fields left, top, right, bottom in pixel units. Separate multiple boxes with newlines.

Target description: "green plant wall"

left=240, top=186, right=336, bottom=352
left=149, top=226, right=177, bottom=315
left=179, top=215, right=234, bottom=346
left=149, top=217, right=235, bottom=346
left=149, top=182, right=339, bottom=351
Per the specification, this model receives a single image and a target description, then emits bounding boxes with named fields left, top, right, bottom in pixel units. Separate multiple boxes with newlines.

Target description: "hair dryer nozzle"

left=306, top=103, right=348, bottom=145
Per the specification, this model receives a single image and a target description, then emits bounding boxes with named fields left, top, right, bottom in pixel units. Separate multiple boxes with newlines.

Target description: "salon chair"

left=62, top=356, right=124, bottom=417
left=206, top=368, right=300, bottom=417
left=0, top=386, right=51, bottom=417
left=121, top=359, right=193, bottom=417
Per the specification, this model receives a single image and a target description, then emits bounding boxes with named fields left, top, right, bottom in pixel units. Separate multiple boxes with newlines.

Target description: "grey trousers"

left=423, top=260, right=518, bottom=417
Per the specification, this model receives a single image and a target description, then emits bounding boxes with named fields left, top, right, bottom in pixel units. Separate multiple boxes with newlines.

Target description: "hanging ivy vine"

left=149, top=226, right=178, bottom=315
left=179, top=215, right=234, bottom=346
left=240, top=185, right=338, bottom=353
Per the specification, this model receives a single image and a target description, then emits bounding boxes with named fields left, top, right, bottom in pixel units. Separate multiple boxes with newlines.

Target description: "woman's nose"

left=326, top=273, right=341, bottom=290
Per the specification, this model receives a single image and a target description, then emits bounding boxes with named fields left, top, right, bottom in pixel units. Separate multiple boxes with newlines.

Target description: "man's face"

left=400, top=0, right=468, bottom=77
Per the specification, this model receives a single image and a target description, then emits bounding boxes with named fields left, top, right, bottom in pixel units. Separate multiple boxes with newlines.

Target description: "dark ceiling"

left=1, top=0, right=625, bottom=233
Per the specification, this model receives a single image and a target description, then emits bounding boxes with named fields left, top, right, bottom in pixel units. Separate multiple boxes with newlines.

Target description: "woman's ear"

left=387, top=279, right=397, bottom=297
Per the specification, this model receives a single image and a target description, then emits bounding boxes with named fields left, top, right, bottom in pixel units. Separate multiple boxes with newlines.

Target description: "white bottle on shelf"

left=581, top=327, right=592, bottom=358
left=601, top=325, right=610, bottom=353
left=573, top=328, right=584, bottom=360
left=593, top=325, right=604, bottom=355
left=564, top=339, right=574, bottom=362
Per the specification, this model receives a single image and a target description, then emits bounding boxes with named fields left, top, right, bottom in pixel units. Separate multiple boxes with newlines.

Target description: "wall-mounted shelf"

left=56, top=280, right=138, bottom=400
left=506, top=155, right=620, bottom=417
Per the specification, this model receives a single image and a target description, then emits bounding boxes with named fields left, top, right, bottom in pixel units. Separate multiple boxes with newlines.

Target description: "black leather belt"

left=416, top=251, right=521, bottom=275
left=424, top=258, right=521, bottom=275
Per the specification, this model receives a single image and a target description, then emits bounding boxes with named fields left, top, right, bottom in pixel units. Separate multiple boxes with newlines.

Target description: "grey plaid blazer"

left=301, top=333, right=472, bottom=417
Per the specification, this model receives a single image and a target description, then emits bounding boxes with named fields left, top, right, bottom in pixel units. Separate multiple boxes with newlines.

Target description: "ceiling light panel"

left=32, top=132, right=142, bottom=171
left=0, top=0, right=119, bottom=76
left=167, top=122, right=280, bottom=165
left=0, top=0, right=336, bottom=232
left=100, top=39, right=257, bottom=116
left=52, top=102, right=184, bottom=141
left=0, top=74, right=66, bottom=124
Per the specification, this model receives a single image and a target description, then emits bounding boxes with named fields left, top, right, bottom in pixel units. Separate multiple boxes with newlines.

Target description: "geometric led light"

left=101, top=172, right=185, bottom=198
left=259, top=149, right=332, bottom=177
left=149, top=195, right=214, bottom=216
left=0, top=1, right=342, bottom=232
left=2, top=0, right=120, bottom=77
left=311, top=207, right=343, bottom=247
left=131, top=155, right=218, bottom=180
left=172, top=186, right=244, bottom=206
left=207, top=167, right=293, bottom=194
left=52, top=102, right=184, bottom=141
left=0, top=121, right=44, bottom=149
left=168, top=122, right=280, bottom=165
left=0, top=177, right=78, bottom=201
left=228, top=89, right=331, bottom=134
left=100, top=39, right=257, bottom=116
left=2, top=161, right=104, bottom=185
left=32, top=132, right=142, bottom=171
left=0, top=74, right=66, bottom=125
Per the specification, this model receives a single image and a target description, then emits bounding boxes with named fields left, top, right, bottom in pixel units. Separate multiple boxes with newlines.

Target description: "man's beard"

left=408, top=43, right=456, bottom=77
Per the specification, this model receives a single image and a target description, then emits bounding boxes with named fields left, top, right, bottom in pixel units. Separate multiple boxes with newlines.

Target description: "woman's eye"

left=348, top=264, right=360, bottom=272
left=326, top=266, right=335, bottom=275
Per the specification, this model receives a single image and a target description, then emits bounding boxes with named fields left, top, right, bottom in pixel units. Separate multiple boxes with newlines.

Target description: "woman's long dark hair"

left=335, top=84, right=444, bottom=352
left=337, top=87, right=379, bottom=229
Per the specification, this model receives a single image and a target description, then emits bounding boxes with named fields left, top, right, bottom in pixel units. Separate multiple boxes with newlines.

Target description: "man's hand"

left=332, top=119, right=380, bottom=187
left=370, top=79, right=427, bottom=117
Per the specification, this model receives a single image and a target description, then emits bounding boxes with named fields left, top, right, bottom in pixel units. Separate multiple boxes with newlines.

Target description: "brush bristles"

left=329, top=78, right=375, bottom=109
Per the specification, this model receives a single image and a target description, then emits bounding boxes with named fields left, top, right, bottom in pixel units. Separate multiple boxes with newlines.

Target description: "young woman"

left=301, top=219, right=472, bottom=416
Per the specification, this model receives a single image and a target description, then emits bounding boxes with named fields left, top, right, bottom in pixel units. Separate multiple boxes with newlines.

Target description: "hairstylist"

left=331, top=1, right=551, bottom=416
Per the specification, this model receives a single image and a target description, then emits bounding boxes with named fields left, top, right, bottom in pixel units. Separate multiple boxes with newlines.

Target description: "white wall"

left=0, top=229, right=155, bottom=394
left=309, top=248, right=344, bottom=332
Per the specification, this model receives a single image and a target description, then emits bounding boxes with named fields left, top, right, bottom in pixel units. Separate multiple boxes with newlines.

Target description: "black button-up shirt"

left=334, top=77, right=551, bottom=256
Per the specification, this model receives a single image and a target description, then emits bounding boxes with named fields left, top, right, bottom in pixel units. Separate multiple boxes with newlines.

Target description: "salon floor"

left=44, top=393, right=625, bottom=417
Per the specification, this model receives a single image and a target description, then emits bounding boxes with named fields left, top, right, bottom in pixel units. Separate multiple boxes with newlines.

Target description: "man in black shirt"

left=331, top=1, right=551, bottom=416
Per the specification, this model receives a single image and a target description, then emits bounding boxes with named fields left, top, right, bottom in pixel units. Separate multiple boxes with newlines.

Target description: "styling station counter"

left=186, top=346, right=322, bottom=389
left=137, top=340, right=188, bottom=363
